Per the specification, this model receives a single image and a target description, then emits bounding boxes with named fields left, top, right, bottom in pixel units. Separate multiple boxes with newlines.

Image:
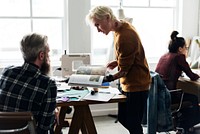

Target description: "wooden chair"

left=0, top=111, right=36, bottom=134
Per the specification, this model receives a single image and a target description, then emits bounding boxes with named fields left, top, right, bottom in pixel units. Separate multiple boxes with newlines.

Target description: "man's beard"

left=40, top=58, right=50, bottom=75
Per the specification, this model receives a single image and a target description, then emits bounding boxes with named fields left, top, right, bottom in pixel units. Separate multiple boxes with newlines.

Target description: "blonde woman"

left=86, top=6, right=151, bottom=134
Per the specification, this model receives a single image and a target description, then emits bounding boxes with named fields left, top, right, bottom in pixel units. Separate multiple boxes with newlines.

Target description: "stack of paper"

left=83, top=92, right=115, bottom=102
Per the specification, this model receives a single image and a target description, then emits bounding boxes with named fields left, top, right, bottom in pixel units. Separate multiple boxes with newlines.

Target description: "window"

left=0, top=0, right=64, bottom=67
left=90, top=0, right=177, bottom=65
left=0, top=0, right=179, bottom=68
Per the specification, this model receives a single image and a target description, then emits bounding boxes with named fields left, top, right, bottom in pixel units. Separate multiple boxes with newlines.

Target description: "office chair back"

left=0, top=111, right=36, bottom=134
left=170, top=89, right=192, bottom=133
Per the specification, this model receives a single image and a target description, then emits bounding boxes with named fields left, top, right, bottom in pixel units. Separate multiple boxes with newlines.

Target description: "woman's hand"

left=103, top=74, right=115, bottom=82
left=106, top=60, right=118, bottom=70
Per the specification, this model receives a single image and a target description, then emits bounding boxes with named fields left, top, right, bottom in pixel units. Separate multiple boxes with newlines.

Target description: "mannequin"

left=117, top=0, right=133, bottom=23
left=117, top=8, right=125, bottom=20
left=117, top=8, right=133, bottom=23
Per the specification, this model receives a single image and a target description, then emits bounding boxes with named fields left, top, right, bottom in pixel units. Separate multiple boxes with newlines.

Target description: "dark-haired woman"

left=155, top=31, right=199, bottom=133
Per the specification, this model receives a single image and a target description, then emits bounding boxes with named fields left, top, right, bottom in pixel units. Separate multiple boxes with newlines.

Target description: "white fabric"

left=187, top=36, right=200, bottom=68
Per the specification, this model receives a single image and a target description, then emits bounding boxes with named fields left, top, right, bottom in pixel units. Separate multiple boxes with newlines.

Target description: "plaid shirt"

left=155, top=53, right=199, bottom=90
left=0, top=62, right=57, bottom=133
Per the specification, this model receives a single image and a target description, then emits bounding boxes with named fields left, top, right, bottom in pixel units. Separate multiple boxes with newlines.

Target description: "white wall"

left=66, top=0, right=91, bottom=54
left=180, top=0, right=199, bottom=38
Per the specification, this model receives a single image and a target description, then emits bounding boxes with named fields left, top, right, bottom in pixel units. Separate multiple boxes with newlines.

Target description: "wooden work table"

left=54, top=92, right=126, bottom=134
left=176, top=75, right=200, bottom=103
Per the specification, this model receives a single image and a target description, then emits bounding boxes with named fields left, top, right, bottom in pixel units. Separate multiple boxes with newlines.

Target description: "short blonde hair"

left=85, top=5, right=116, bottom=25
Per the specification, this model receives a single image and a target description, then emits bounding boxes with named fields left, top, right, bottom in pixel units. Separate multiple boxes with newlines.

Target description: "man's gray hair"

left=20, top=33, right=48, bottom=62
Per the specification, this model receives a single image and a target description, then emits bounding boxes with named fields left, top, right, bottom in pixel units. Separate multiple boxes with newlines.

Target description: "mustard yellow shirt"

left=114, top=21, right=151, bottom=92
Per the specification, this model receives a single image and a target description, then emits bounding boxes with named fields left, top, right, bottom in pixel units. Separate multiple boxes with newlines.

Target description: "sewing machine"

left=60, top=54, right=90, bottom=77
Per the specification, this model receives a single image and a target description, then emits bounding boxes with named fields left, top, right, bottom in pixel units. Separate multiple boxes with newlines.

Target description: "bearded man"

left=0, top=33, right=57, bottom=134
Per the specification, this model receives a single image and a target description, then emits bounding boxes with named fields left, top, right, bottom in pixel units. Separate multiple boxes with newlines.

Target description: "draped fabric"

left=147, top=71, right=173, bottom=134
left=187, top=36, right=200, bottom=68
